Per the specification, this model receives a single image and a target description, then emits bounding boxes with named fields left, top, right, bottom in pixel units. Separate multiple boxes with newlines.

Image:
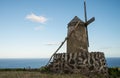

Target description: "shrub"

left=108, top=67, right=120, bottom=78
left=40, top=66, right=50, bottom=73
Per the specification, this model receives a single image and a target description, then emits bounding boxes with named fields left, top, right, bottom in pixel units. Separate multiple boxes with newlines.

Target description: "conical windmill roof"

left=68, top=16, right=84, bottom=25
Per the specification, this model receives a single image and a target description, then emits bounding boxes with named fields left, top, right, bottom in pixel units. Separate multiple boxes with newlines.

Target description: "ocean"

left=0, top=58, right=48, bottom=69
left=0, top=58, right=119, bottom=69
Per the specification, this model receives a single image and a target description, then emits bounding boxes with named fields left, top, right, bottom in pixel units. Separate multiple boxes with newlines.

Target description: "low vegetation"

left=0, top=71, right=87, bottom=78
left=108, top=67, right=120, bottom=78
left=0, top=67, right=119, bottom=78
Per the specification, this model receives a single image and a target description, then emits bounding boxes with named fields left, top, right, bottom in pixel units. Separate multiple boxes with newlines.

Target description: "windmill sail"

left=84, top=0, right=87, bottom=22
left=84, top=0, right=89, bottom=47
left=86, top=17, right=95, bottom=25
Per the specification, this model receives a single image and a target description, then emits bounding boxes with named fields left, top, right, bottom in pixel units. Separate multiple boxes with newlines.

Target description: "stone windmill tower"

left=67, top=0, right=95, bottom=53
left=47, top=0, right=109, bottom=77
left=67, top=16, right=88, bottom=53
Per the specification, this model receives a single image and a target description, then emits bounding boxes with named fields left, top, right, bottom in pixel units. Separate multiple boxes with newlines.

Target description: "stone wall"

left=48, top=51, right=109, bottom=77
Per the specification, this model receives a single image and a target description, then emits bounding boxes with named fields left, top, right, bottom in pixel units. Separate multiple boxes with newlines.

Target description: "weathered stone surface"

left=67, top=16, right=88, bottom=53
left=47, top=16, right=109, bottom=78
left=48, top=52, right=109, bottom=78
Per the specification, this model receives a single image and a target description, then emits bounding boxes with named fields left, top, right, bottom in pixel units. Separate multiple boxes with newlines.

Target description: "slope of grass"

left=108, top=67, right=120, bottom=78
left=0, top=67, right=120, bottom=78
left=0, top=71, right=87, bottom=78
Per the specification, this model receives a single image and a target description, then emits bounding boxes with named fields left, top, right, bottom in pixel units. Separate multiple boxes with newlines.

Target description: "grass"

left=0, top=67, right=120, bottom=78
left=108, top=67, right=120, bottom=78
left=0, top=71, right=87, bottom=78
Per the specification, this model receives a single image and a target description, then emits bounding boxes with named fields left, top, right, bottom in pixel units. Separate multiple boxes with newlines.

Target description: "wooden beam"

left=46, top=21, right=80, bottom=66
left=86, top=17, right=95, bottom=26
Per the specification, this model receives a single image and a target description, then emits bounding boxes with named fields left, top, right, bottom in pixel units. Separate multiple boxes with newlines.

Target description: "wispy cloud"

left=34, top=26, right=44, bottom=31
left=26, top=13, right=47, bottom=23
left=99, top=46, right=120, bottom=50
left=99, top=47, right=112, bottom=50
left=44, top=42, right=60, bottom=46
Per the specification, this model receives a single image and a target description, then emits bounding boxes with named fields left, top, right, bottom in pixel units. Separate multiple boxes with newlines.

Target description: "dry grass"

left=0, top=71, right=87, bottom=78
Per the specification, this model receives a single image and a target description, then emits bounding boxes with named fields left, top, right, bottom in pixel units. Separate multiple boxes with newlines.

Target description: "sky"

left=0, top=0, right=120, bottom=58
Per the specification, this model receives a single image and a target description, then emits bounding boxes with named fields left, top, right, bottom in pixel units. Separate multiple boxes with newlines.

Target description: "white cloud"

left=26, top=13, right=47, bottom=23
left=34, top=26, right=44, bottom=31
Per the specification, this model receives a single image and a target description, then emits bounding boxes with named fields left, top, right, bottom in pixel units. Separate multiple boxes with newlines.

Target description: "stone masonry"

left=47, top=16, right=109, bottom=78
left=48, top=52, right=108, bottom=77
left=67, top=16, right=88, bottom=53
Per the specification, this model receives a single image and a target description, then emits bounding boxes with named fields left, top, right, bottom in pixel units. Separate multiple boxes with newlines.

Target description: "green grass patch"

left=0, top=67, right=120, bottom=78
left=108, top=67, right=120, bottom=78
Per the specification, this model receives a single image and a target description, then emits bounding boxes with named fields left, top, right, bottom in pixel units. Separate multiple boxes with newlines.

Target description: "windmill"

left=46, top=0, right=95, bottom=65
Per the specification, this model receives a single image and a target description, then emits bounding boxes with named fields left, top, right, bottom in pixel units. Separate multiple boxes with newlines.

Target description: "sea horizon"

left=0, top=57, right=119, bottom=69
left=0, top=57, right=119, bottom=59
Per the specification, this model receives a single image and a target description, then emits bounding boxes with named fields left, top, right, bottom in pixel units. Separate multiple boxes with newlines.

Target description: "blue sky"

left=0, top=0, right=120, bottom=58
